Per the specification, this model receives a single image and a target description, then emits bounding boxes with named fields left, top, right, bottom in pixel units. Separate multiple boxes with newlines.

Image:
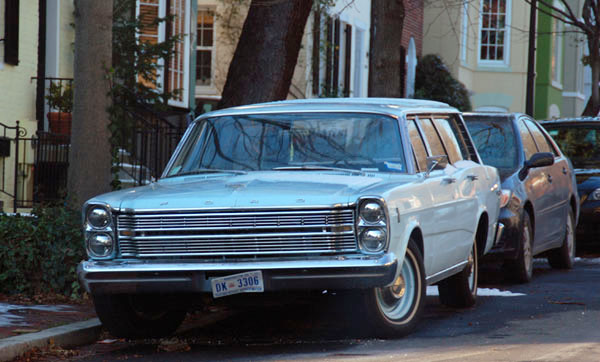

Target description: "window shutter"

left=4, top=0, right=20, bottom=65
left=324, top=16, right=333, bottom=96
left=332, top=18, right=340, bottom=96
left=166, top=0, right=190, bottom=109
left=343, top=24, right=351, bottom=97
left=311, top=10, right=320, bottom=96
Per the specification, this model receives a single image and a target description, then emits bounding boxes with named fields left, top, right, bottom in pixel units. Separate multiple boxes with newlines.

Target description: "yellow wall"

left=0, top=0, right=40, bottom=211
left=423, top=1, right=531, bottom=112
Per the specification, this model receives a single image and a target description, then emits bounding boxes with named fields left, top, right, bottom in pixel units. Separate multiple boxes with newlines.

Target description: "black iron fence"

left=0, top=109, right=186, bottom=211
left=116, top=106, right=186, bottom=187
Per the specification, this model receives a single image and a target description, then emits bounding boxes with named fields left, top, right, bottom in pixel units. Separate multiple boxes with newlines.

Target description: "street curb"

left=0, top=318, right=102, bottom=362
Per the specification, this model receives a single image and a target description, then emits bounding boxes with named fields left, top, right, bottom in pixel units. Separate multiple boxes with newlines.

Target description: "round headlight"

left=87, top=207, right=111, bottom=228
left=359, top=228, right=387, bottom=253
left=87, top=233, right=114, bottom=257
left=360, top=202, right=384, bottom=223
left=588, top=188, right=600, bottom=201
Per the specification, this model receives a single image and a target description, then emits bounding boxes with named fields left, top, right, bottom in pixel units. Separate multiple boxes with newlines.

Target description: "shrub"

left=415, top=54, right=472, bottom=112
left=0, top=206, right=85, bottom=298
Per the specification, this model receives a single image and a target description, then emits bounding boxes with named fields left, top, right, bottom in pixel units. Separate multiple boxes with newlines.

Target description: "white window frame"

left=461, top=0, right=469, bottom=63
left=167, top=0, right=191, bottom=108
left=477, top=0, right=511, bottom=67
left=195, top=5, right=216, bottom=95
left=551, top=0, right=564, bottom=89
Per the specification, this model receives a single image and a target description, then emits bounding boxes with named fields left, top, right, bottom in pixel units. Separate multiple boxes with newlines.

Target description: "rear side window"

left=418, top=117, right=446, bottom=158
left=433, top=117, right=465, bottom=163
left=408, top=119, right=428, bottom=172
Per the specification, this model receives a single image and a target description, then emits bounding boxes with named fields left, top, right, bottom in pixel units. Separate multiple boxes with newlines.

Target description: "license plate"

left=210, top=270, right=264, bottom=298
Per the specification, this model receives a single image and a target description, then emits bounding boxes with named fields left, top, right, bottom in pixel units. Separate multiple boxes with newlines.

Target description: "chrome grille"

left=117, top=209, right=357, bottom=257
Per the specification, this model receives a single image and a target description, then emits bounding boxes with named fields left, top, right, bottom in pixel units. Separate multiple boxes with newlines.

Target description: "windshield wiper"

left=168, top=169, right=247, bottom=178
left=272, top=166, right=364, bottom=175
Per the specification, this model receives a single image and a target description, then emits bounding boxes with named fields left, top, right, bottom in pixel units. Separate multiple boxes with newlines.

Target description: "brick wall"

left=402, top=0, right=423, bottom=57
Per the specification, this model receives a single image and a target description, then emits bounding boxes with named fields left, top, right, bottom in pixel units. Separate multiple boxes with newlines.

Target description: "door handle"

left=467, top=175, right=478, bottom=181
left=562, top=167, right=568, bottom=175
left=443, top=177, right=456, bottom=184
left=547, top=174, right=553, bottom=183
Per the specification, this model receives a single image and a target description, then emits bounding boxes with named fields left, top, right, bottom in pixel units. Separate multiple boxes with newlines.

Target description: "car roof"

left=196, top=98, right=459, bottom=119
left=462, top=112, right=525, bottom=121
left=539, top=117, right=600, bottom=126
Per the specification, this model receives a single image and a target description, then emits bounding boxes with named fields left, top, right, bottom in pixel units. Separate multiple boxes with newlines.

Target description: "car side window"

left=517, top=120, right=537, bottom=160
left=526, top=120, right=558, bottom=156
left=525, top=119, right=550, bottom=152
left=407, top=119, right=428, bottom=172
left=418, top=117, right=447, bottom=159
left=433, top=117, right=465, bottom=163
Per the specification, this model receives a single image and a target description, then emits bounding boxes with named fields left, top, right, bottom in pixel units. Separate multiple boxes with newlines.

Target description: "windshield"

left=464, top=116, right=519, bottom=172
left=545, top=126, right=600, bottom=169
left=166, top=113, right=406, bottom=176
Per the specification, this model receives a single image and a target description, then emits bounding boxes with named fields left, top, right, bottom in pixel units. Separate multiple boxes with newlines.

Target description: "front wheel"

left=438, top=241, right=478, bottom=308
left=547, top=208, right=576, bottom=269
left=505, top=212, right=534, bottom=283
left=363, top=239, right=426, bottom=337
left=93, top=294, right=187, bottom=339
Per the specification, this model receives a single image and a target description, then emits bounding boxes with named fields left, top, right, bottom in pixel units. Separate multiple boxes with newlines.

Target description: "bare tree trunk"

left=69, top=0, right=113, bottom=208
left=368, top=0, right=405, bottom=97
left=217, top=0, right=313, bottom=109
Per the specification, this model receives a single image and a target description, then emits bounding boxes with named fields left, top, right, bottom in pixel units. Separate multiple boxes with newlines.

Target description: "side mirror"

left=426, top=155, right=448, bottom=176
left=519, top=152, right=554, bottom=180
left=525, top=152, right=554, bottom=169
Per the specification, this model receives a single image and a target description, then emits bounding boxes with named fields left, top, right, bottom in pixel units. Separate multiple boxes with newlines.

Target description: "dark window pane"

left=481, top=46, right=488, bottom=59
left=464, top=116, right=519, bottom=172
left=203, top=29, right=213, bottom=47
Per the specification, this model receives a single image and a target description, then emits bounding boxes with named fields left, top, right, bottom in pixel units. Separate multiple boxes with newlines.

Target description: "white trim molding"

left=477, top=0, right=511, bottom=68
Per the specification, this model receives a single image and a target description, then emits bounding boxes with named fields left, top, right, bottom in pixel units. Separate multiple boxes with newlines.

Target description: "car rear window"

left=464, top=117, right=519, bottom=172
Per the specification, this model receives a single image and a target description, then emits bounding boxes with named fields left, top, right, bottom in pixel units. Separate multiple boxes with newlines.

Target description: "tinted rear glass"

left=464, top=117, right=519, bottom=172
left=545, top=125, right=600, bottom=169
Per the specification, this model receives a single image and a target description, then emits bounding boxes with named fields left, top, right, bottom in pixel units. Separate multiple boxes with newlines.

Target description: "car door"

left=525, top=118, right=570, bottom=248
left=517, top=118, right=555, bottom=247
left=416, top=115, right=476, bottom=275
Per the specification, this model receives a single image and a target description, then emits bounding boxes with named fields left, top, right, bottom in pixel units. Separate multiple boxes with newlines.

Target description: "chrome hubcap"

left=390, top=274, right=406, bottom=298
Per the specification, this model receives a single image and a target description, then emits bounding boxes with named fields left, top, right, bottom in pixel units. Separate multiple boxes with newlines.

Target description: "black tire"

left=93, top=294, right=187, bottom=339
left=548, top=208, right=576, bottom=269
left=362, top=239, right=426, bottom=337
left=438, top=241, right=478, bottom=308
left=505, top=212, right=534, bottom=283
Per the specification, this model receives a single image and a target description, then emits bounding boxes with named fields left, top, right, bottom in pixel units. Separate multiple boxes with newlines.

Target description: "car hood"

left=574, top=168, right=600, bottom=195
left=87, top=171, right=414, bottom=211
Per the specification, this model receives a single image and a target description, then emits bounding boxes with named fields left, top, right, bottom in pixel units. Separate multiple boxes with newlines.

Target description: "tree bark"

left=368, top=0, right=405, bottom=97
left=217, top=0, right=314, bottom=109
left=69, top=0, right=113, bottom=208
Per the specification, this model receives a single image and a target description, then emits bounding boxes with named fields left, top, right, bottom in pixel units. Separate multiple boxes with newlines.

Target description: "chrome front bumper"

left=78, top=253, right=398, bottom=295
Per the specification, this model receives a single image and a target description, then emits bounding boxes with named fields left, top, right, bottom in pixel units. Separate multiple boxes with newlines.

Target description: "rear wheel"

left=505, top=212, right=533, bottom=283
left=438, top=241, right=478, bottom=308
left=363, top=239, right=426, bottom=337
left=93, top=294, right=187, bottom=339
left=548, top=208, right=576, bottom=269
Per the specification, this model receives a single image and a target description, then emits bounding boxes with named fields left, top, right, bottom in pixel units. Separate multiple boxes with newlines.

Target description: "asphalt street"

left=38, top=253, right=600, bottom=362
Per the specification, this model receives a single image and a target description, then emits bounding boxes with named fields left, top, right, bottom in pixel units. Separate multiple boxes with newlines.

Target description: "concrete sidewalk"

left=0, top=318, right=101, bottom=362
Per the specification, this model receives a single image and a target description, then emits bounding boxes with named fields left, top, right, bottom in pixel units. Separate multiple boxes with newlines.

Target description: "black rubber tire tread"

left=93, top=294, right=187, bottom=339
left=548, top=208, right=576, bottom=269
left=505, top=212, right=534, bottom=284
left=438, top=241, right=478, bottom=308
left=362, top=238, right=426, bottom=338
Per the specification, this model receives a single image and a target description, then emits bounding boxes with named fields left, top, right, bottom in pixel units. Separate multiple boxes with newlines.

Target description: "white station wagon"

left=78, top=98, right=502, bottom=338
